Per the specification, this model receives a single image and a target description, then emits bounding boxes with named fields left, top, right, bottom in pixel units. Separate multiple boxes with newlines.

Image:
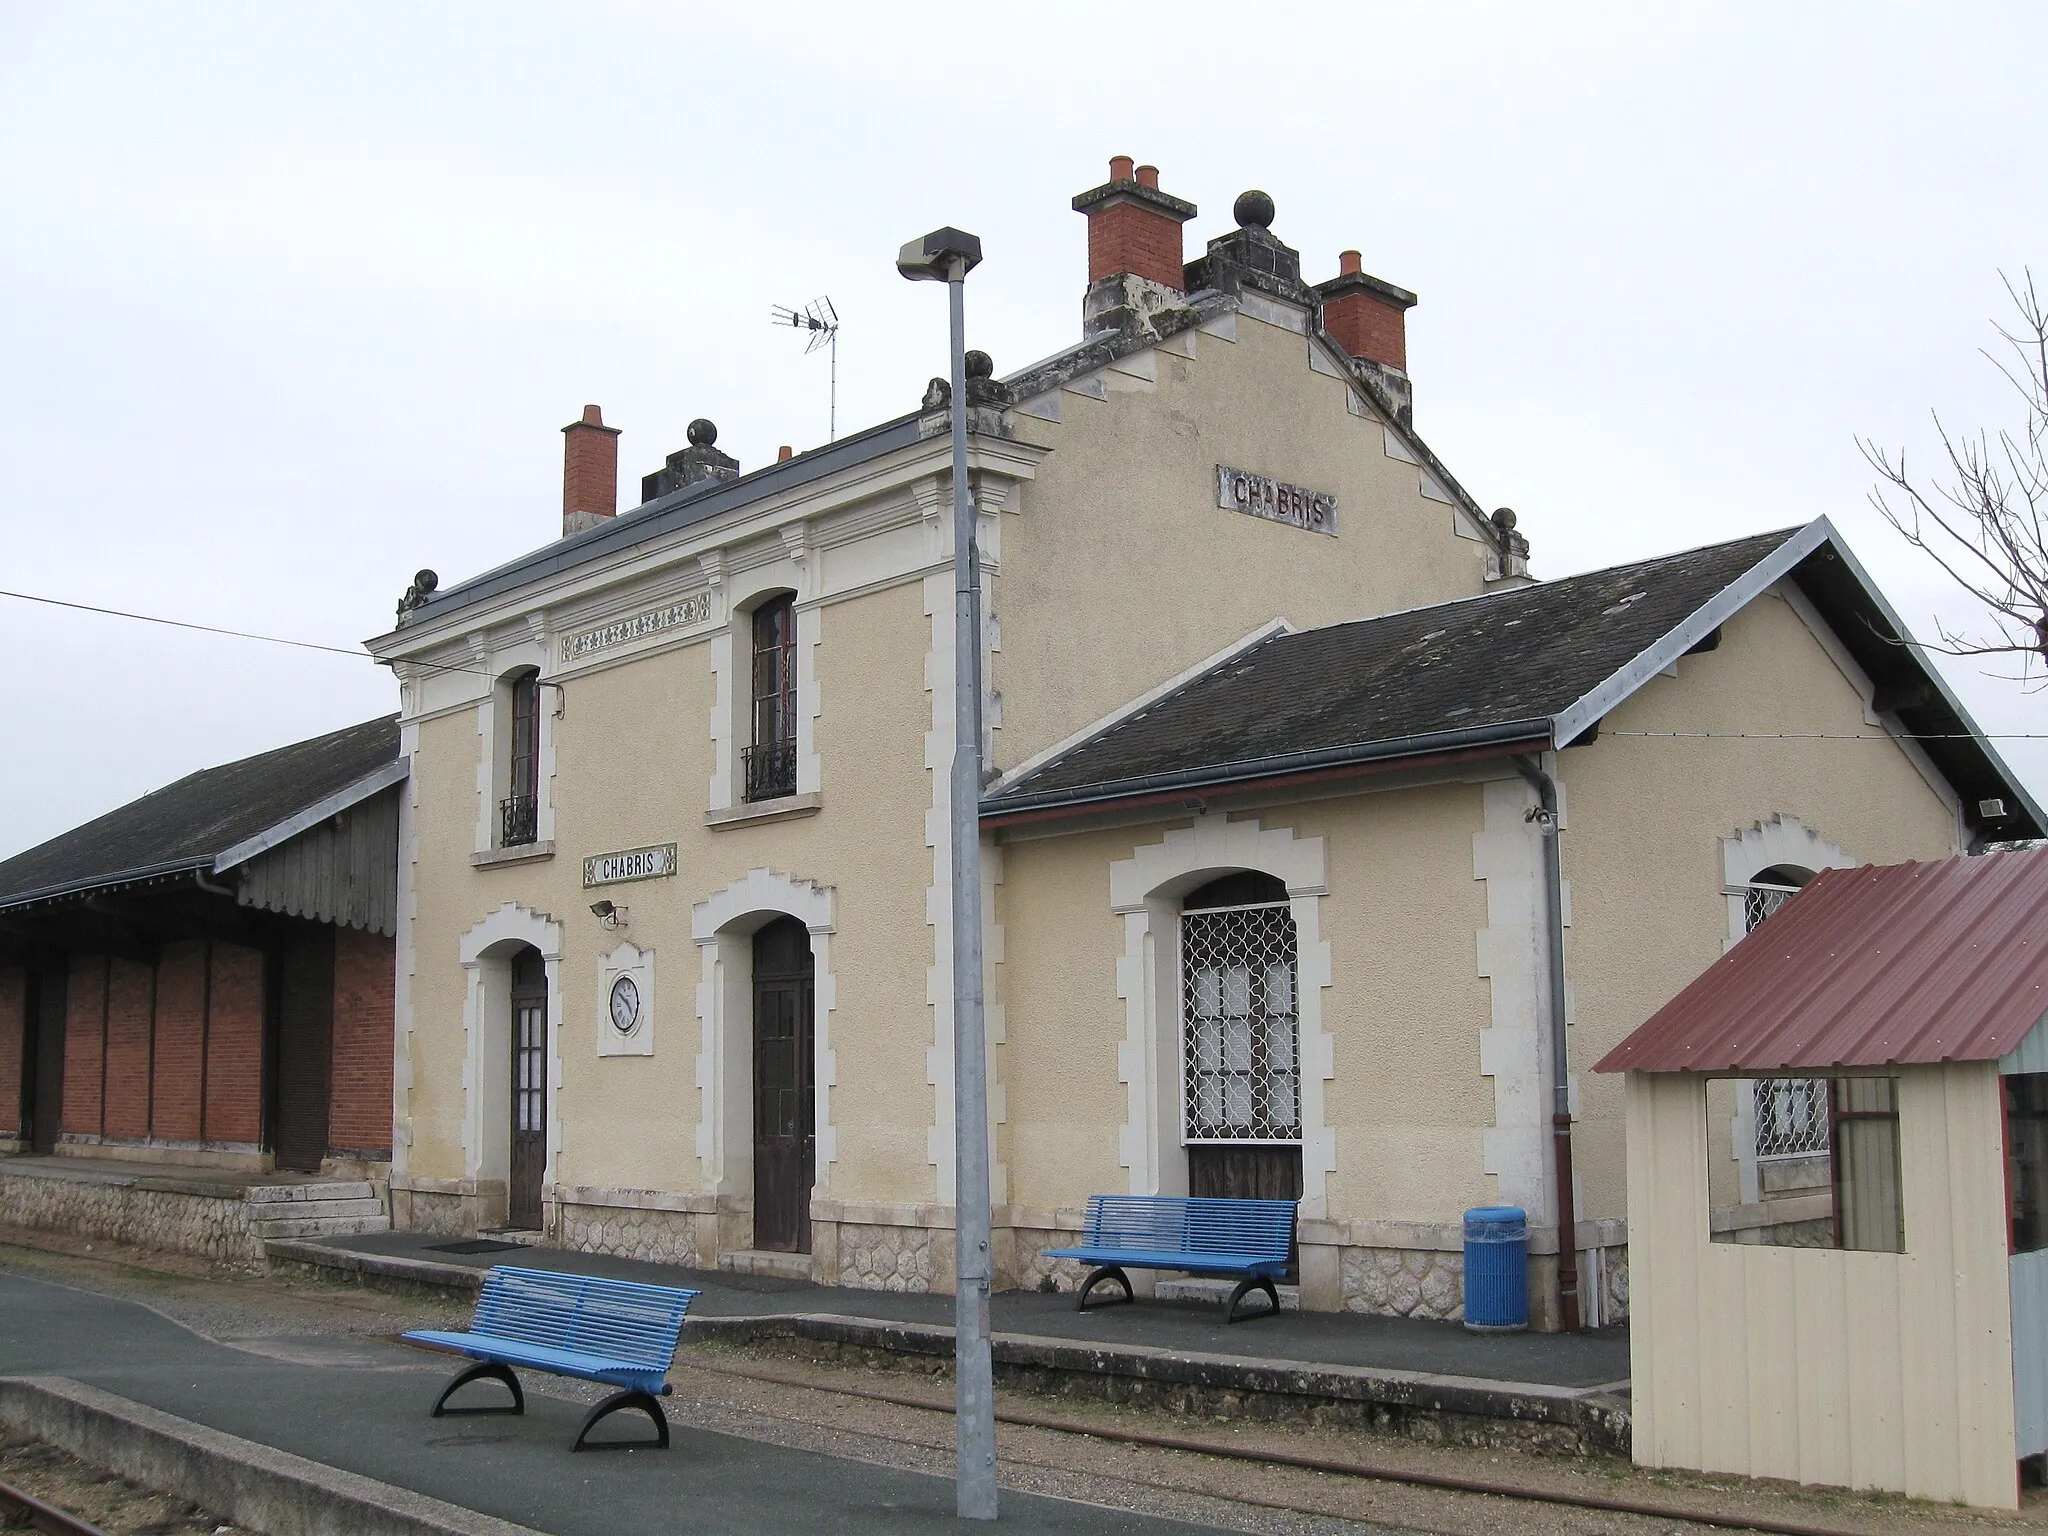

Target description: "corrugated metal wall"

left=236, top=787, right=398, bottom=936
left=1625, top=1063, right=2017, bottom=1509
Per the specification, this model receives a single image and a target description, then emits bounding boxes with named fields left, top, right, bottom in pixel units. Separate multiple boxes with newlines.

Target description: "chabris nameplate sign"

left=1216, top=465, right=1338, bottom=537
left=583, top=843, right=678, bottom=888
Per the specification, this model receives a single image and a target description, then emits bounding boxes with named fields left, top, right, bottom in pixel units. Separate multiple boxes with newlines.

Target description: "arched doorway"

left=508, top=944, right=547, bottom=1229
left=1180, top=871, right=1303, bottom=1202
left=752, top=917, right=815, bottom=1252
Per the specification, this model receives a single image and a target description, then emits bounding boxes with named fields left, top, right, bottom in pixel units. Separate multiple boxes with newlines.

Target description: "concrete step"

left=247, top=1214, right=391, bottom=1240
left=474, top=1228, right=547, bottom=1248
left=717, top=1249, right=813, bottom=1281
left=245, top=1181, right=378, bottom=1205
left=1153, top=1276, right=1301, bottom=1312
left=250, top=1196, right=385, bottom=1223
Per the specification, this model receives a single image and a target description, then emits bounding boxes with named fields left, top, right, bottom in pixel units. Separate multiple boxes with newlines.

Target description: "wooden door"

left=26, top=969, right=65, bottom=1156
left=752, top=918, right=815, bottom=1253
left=273, top=928, right=333, bottom=1173
left=509, top=948, right=548, bottom=1229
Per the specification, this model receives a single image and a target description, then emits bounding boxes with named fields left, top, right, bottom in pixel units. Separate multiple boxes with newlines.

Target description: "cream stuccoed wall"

left=395, top=577, right=941, bottom=1247
left=996, top=310, right=1495, bottom=770
left=1562, top=588, right=1961, bottom=1227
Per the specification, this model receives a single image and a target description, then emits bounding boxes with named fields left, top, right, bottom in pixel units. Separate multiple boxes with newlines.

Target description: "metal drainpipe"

left=1513, top=754, right=1581, bottom=1333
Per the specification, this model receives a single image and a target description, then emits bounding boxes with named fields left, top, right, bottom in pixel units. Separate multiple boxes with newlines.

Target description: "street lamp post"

left=896, top=226, right=996, bottom=1522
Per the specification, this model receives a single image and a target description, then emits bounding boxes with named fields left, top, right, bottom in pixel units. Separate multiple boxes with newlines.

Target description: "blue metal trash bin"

left=1462, top=1205, right=1529, bottom=1332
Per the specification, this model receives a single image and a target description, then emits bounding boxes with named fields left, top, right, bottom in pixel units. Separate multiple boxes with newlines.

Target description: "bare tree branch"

left=1865, top=269, right=2048, bottom=685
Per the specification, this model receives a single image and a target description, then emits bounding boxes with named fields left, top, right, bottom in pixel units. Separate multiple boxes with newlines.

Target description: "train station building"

left=364, top=158, right=2037, bottom=1326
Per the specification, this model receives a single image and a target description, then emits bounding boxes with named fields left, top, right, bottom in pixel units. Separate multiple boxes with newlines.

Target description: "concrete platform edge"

left=0, top=1375, right=540, bottom=1536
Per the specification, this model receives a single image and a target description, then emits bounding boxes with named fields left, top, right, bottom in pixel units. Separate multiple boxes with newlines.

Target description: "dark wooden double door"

left=753, top=918, right=815, bottom=1253
left=509, top=948, right=548, bottom=1229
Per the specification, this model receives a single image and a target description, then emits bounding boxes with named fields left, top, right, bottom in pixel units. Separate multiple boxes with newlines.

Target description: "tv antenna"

left=770, top=296, right=841, bottom=441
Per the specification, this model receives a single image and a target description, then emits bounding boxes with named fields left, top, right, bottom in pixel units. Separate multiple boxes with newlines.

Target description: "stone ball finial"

left=415, top=569, right=438, bottom=593
left=687, top=418, right=717, bottom=447
left=1233, top=189, right=1275, bottom=230
left=1491, top=507, right=1517, bottom=534
left=964, top=350, right=993, bottom=380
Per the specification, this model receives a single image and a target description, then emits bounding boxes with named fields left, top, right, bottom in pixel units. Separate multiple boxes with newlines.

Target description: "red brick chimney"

left=1071, top=156, right=1196, bottom=336
left=1316, top=251, right=1417, bottom=372
left=561, top=404, right=621, bottom=537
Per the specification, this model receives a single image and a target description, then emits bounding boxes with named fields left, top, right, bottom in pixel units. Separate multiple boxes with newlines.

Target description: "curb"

left=0, top=1377, right=540, bottom=1536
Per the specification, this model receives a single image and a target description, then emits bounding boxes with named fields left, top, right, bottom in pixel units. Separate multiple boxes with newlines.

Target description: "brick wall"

left=62, top=956, right=105, bottom=1135
left=1087, top=201, right=1186, bottom=290
left=328, top=927, right=394, bottom=1155
left=0, top=967, right=23, bottom=1137
left=1324, top=291, right=1408, bottom=372
left=102, top=958, right=153, bottom=1139
left=205, top=943, right=264, bottom=1145
left=151, top=941, right=207, bottom=1141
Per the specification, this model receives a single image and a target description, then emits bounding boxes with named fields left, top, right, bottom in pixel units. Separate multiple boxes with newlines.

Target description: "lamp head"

left=896, top=227, right=983, bottom=283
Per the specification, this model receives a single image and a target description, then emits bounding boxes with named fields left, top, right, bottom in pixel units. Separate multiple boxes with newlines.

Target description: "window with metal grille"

left=746, top=596, right=797, bottom=801
left=1181, top=897, right=1300, bottom=1143
left=1745, top=868, right=1828, bottom=1159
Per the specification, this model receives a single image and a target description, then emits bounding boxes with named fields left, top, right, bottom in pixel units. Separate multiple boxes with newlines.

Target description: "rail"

left=0, top=1476, right=111, bottom=1536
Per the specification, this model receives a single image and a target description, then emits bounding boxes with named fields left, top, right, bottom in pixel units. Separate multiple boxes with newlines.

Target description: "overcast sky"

left=2, top=3, right=2043, bottom=860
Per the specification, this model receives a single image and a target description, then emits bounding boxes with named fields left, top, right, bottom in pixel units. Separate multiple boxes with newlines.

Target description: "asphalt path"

left=0, top=1269, right=1239, bottom=1535
left=328, top=1231, right=1632, bottom=1389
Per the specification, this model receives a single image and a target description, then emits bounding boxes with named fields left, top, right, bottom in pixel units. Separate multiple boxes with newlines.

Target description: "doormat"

left=426, top=1239, right=529, bottom=1255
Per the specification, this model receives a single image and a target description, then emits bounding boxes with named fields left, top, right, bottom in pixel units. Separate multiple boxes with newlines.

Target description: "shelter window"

left=1708, top=1074, right=1905, bottom=1252
left=2008, top=1074, right=2048, bottom=1254
left=745, top=596, right=798, bottom=802
left=1744, top=866, right=1828, bottom=1160
left=501, top=670, right=541, bottom=847
left=1182, top=873, right=1299, bottom=1144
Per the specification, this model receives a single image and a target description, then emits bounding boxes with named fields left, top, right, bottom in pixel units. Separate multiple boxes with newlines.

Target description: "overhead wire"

left=2, top=588, right=2044, bottom=735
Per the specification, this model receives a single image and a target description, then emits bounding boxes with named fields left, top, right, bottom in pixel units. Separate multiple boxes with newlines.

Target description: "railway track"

left=682, top=1356, right=1890, bottom=1536
left=0, top=1475, right=109, bottom=1536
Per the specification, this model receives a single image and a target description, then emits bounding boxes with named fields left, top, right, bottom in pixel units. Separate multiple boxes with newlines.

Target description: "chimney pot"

left=561, top=403, right=622, bottom=537
left=1339, top=249, right=1361, bottom=276
left=1135, top=163, right=1158, bottom=189
left=1109, top=154, right=1135, bottom=182
left=777, top=444, right=793, bottom=462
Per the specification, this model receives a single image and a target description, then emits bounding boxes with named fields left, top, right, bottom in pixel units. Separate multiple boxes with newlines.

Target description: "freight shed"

left=1598, top=845, right=2048, bottom=1509
left=0, top=717, right=402, bottom=1174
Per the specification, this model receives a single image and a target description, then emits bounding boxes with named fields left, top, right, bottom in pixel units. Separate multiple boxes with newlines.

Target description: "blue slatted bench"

left=1048, top=1194, right=1297, bottom=1323
left=403, top=1266, right=698, bottom=1451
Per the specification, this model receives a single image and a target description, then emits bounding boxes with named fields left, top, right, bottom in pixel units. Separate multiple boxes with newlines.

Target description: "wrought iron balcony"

left=500, top=794, right=539, bottom=847
left=742, top=739, right=798, bottom=803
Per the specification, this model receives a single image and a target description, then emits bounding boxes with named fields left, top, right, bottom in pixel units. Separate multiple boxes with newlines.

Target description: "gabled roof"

left=0, top=716, right=402, bottom=912
left=1595, top=847, right=2048, bottom=1073
left=981, top=519, right=2043, bottom=843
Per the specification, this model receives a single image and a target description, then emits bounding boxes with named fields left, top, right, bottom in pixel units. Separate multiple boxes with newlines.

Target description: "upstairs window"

left=501, top=670, right=541, bottom=846
left=745, top=596, right=797, bottom=802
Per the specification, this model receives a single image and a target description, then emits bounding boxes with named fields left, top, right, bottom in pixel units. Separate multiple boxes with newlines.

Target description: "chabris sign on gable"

left=1216, top=465, right=1338, bottom=538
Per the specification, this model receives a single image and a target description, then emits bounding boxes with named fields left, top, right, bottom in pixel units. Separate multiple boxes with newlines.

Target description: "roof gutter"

left=0, top=857, right=215, bottom=916
left=981, top=719, right=1554, bottom=828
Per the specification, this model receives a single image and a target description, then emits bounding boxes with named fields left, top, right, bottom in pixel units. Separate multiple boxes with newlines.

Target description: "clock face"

left=608, top=974, right=641, bottom=1034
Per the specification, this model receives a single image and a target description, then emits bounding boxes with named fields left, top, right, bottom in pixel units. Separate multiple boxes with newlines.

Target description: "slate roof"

left=0, top=716, right=400, bottom=911
left=1595, top=846, right=2048, bottom=1072
left=985, top=529, right=1800, bottom=815
left=983, top=523, right=2044, bottom=842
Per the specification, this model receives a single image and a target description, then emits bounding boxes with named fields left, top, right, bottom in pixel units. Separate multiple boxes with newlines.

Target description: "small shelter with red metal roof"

left=1597, top=845, right=2048, bottom=1509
